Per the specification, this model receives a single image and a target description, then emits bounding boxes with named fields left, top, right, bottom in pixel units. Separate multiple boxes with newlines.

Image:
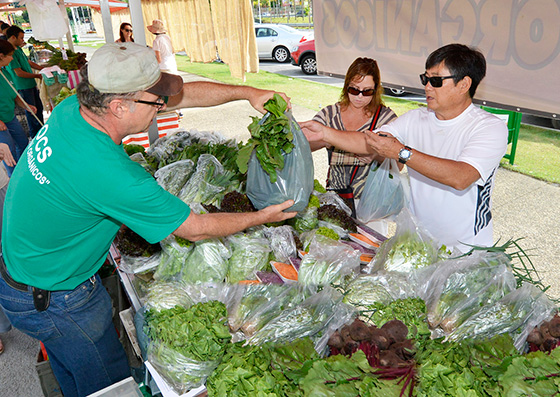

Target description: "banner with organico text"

left=314, top=0, right=560, bottom=118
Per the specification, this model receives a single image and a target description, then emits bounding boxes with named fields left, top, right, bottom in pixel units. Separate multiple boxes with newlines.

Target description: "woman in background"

left=0, top=39, right=32, bottom=176
left=115, top=22, right=134, bottom=43
left=147, top=19, right=177, bottom=74
left=303, top=58, right=397, bottom=231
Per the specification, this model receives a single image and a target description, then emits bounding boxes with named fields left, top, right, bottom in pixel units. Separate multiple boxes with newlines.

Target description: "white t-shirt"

left=152, top=34, right=177, bottom=73
left=379, top=104, right=508, bottom=252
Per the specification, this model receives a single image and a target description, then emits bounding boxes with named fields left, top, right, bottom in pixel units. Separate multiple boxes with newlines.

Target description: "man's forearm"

left=167, top=82, right=258, bottom=110
left=323, top=127, right=374, bottom=155
left=14, top=68, right=40, bottom=79
left=174, top=211, right=267, bottom=241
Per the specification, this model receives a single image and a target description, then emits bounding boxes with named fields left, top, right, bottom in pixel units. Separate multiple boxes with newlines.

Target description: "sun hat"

left=87, top=42, right=182, bottom=96
left=147, top=19, right=166, bottom=34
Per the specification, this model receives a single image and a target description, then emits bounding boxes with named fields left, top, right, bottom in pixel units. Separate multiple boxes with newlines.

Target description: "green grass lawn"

left=176, top=55, right=560, bottom=184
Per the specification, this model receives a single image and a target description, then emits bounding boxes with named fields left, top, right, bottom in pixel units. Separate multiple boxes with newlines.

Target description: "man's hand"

left=0, top=143, right=15, bottom=167
left=299, top=120, right=327, bottom=142
left=249, top=89, right=291, bottom=114
left=0, top=121, right=7, bottom=131
left=258, top=200, right=297, bottom=223
left=28, top=105, right=37, bottom=114
left=364, top=130, right=400, bottom=159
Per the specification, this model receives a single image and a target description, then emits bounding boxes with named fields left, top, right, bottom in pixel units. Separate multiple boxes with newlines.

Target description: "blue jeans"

left=0, top=117, right=28, bottom=176
left=0, top=272, right=130, bottom=396
left=19, top=87, right=44, bottom=139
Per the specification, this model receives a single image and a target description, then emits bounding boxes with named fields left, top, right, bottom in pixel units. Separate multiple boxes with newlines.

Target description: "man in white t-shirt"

left=301, top=44, right=508, bottom=252
left=147, top=19, right=177, bottom=73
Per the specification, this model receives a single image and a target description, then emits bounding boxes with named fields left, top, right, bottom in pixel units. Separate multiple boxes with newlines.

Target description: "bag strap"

left=348, top=105, right=383, bottom=184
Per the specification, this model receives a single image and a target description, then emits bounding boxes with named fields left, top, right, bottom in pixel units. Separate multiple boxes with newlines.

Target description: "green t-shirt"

left=2, top=95, right=191, bottom=290
left=6, top=46, right=37, bottom=90
left=0, top=68, right=17, bottom=122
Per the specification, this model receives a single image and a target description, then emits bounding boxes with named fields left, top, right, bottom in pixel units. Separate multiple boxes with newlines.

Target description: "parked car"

left=290, top=37, right=316, bottom=75
left=255, top=23, right=306, bottom=63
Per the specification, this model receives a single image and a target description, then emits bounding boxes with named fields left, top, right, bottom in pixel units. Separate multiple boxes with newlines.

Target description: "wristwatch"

left=398, top=146, right=413, bottom=164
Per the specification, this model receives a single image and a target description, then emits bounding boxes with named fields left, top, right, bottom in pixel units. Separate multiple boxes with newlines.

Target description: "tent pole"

left=128, top=0, right=146, bottom=46
left=99, top=0, right=114, bottom=43
left=59, top=0, right=75, bottom=52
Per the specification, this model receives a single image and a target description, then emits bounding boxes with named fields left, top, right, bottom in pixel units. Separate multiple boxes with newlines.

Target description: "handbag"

left=327, top=105, right=382, bottom=217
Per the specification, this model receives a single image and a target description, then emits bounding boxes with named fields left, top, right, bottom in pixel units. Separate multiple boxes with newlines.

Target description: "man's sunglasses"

left=134, top=99, right=165, bottom=110
left=419, top=73, right=456, bottom=88
left=347, top=86, right=375, bottom=96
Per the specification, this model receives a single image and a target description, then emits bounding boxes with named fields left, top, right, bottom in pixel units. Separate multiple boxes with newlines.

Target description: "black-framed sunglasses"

left=419, top=73, right=456, bottom=88
left=124, top=29, right=133, bottom=32
left=347, top=86, right=375, bottom=97
left=133, top=99, right=165, bottom=110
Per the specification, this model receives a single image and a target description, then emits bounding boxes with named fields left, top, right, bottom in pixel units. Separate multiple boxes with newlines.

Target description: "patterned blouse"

left=313, top=103, right=397, bottom=198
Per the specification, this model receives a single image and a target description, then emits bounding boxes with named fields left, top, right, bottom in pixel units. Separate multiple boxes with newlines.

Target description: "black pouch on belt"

left=32, top=288, right=51, bottom=312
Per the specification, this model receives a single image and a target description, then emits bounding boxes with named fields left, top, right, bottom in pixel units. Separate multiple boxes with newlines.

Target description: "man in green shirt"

left=6, top=25, right=44, bottom=138
left=0, top=42, right=296, bottom=396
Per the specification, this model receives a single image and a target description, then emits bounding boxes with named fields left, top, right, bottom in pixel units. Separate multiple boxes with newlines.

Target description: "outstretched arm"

left=173, top=200, right=297, bottom=241
left=166, top=81, right=291, bottom=113
left=299, top=120, right=374, bottom=155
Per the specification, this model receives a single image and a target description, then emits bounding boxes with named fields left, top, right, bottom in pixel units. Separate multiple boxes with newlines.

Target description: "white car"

left=255, top=23, right=306, bottom=63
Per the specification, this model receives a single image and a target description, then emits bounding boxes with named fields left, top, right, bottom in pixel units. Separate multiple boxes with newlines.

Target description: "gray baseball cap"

left=87, top=42, right=182, bottom=96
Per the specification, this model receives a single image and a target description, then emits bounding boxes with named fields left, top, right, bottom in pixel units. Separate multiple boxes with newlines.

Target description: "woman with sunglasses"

left=115, top=22, right=134, bottom=43
left=306, top=57, right=397, bottom=224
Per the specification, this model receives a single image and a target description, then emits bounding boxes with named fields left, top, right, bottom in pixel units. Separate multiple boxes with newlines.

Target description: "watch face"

left=400, top=148, right=411, bottom=160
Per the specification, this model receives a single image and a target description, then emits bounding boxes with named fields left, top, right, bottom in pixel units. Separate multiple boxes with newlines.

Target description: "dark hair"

left=0, top=39, right=15, bottom=56
left=76, top=65, right=139, bottom=115
left=1, top=22, right=9, bottom=31
left=118, top=22, right=134, bottom=43
left=6, top=25, right=23, bottom=39
left=339, top=57, right=384, bottom=115
left=425, top=43, right=486, bottom=98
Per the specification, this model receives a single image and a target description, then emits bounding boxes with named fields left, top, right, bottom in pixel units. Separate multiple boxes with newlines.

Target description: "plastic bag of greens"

left=244, top=108, right=314, bottom=213
left=154, top=159, right=196, bottom=196
left=417, top=251, right=517, bottom=332
left=297, top=236, right=360, bottom=287
left=342, top=272, right=412, bottom=309
left=153, top=236, right=193, bottom=281
left=226, top=233, right=271, bottom=283
left=178, top=154, right=237, bottom=206
left=226, top=283, right=298, bottom=336
left=447, top=282, right=557, bottom=351
left=368, top=209, right=442, bottom=274
left=145, top=300, right=231, bottom=394
left=263, top=225, right=297, bottom=263
left=119, top=252, right=161, bottom=275
left=317, top=191, right=353, bottom=216
left=356, top=158, right=409, bottom=223
left=248, top=286, right=354, bottom=355
left=181, top=238, right=231, bottom=284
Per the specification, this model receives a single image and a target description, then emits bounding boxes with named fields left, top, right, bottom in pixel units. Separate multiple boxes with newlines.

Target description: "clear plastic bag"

left=356, top=158, right=409, bottom=223
left=368, top=209, right=441, bottom=274
left=447, top=282, right=557, bottom=351
left=154, top=159, right=196, bottom=196
left=181, top=239, right=231, bottom=284
left=148, top=341, right=221, bottom=394
left=417, top=251, right=517, bottom=332
left=342, top=272, right=413, bottom=309
left=246, top=111, right=314, bottom=213
left=263, top=225, right=297, bottom=263
left=226, top=233, right=271, bottom=283
left=153, top=236, right=193, bottom=281
left=317, top=191, right=353, bottom=216
left=119, top=252, right=161, bottom=274
left=178, top=154, right=236, bottom=206
left=297, top=237, right=360, bottom=287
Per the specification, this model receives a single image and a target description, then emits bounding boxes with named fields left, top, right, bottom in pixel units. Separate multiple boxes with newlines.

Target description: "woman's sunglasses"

left=419, top=73, right=456, bottom=88
left=347, top=87, right=375, bottom=97
left=124, top=29, right=133, bottom=32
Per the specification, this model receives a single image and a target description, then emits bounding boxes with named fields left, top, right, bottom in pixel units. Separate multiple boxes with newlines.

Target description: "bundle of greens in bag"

left=356, top=158, right=409, bottom=223
left=237, top=94, right=314, bottom=212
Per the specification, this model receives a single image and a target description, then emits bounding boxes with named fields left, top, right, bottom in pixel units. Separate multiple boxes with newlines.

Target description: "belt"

left=0, top=254, right=28, bottom=292
left=0, top=254, right=51, bottom=311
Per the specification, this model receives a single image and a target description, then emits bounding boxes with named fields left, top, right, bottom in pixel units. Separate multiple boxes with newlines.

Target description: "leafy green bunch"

left=237, top=94, right=295, bottom=183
